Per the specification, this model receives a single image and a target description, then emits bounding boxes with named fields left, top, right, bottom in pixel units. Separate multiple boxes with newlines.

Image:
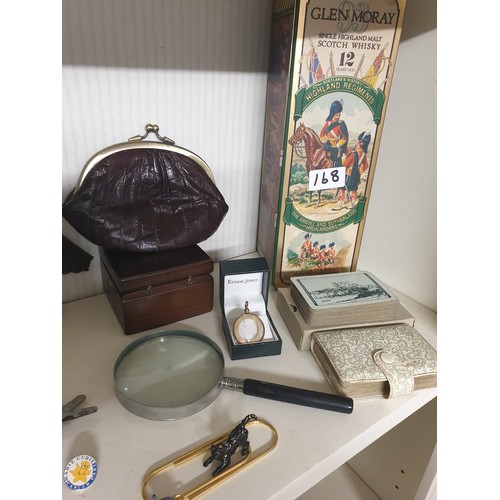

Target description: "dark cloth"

left=62, top=236, right=93, bottom=274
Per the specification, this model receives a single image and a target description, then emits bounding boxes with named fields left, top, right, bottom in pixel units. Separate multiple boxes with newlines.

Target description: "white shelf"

left=298, top=464, right=379, bottom=500
left=62, top=262, right=436, bottom=500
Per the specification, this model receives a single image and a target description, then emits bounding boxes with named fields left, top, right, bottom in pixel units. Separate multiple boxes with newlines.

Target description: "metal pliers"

left=62, top=394, right=98, bottom=422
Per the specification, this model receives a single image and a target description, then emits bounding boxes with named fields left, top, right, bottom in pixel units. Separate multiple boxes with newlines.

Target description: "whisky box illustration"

left=257, top=0, right=407, bottom=287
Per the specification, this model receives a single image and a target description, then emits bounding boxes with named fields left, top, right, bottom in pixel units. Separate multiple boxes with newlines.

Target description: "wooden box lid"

left=99, top=245, right=213, bottom=294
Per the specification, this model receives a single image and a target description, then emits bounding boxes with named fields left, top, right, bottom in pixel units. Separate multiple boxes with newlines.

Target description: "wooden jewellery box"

left=100, top=245, right=214, bottom=335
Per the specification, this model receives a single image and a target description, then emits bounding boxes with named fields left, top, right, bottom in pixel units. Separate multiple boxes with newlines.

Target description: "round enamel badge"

left=63, top=454, right=98, bottom=490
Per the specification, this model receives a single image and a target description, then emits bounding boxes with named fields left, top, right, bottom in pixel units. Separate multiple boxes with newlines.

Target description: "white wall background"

left=62, top=0, right=436, bottom=312
left=357, top=24, right=437, bottom=311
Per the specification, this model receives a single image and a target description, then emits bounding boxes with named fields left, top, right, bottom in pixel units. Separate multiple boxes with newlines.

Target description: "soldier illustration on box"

left=284, top=85, right=376, bottom=272
left=257, top=0, right=407, bottom=286
left=300, top=232, right=313, bottom=265
left=320, top=100, right=349, bottom=168
left=292, top=233, right=343, bottom=272
left=333, top=131, right=372, bottom=211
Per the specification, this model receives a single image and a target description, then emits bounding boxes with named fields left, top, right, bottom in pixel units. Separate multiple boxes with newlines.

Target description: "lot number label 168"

left=308, top=167, right=345, bottom=191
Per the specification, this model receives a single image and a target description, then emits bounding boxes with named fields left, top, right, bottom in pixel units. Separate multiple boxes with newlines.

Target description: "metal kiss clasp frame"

left=141, top=415, right=278, bottom=500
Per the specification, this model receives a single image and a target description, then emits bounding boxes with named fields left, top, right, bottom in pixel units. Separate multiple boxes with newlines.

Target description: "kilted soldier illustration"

left=318, top=244, right=328, bottom=269
left=300, top=233, right=313, bottom=265
left=333, top=132, right=371, bottom=211
left=320, top=100, right=349, bottom=168
left=310, top=241, right=320, bottom=261
left=327, top=242, right=336, bottom=266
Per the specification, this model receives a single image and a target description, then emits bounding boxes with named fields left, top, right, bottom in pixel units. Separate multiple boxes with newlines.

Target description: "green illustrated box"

left=257, top=0, right=407, bottom=287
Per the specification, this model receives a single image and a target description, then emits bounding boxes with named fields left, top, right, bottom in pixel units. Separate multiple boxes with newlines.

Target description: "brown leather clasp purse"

left=63, top=124, right=229, bottom=252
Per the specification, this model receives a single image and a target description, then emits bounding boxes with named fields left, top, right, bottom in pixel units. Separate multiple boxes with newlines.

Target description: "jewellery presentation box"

left=100, top=245, right=214, bottom=335
left=257, top=0, right=407, bottom=286
left=277, top=287, right=414, bottom=351
left=219, top=258, right=282, bottom=360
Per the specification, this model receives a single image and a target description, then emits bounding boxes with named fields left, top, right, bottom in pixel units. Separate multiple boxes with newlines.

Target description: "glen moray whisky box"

left=257, top=0, right=407, bottom=287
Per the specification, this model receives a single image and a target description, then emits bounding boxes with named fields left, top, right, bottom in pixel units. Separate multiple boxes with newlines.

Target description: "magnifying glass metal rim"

left=113, top=330, right=225, bottom=421
left=114, top=330, right=354, bottom=421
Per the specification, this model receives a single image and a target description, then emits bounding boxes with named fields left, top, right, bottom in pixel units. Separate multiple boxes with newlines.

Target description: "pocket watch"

left=232, top=302, right=265, bottom=344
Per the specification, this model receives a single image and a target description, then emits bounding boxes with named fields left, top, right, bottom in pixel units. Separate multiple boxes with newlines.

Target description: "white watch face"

left=233, top=308, right=265, bottom=344
left=237, top=317, right=260, bottom=341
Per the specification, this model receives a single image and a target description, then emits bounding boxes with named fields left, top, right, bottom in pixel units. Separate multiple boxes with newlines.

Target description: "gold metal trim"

left=141, top=418, right=278, bottom=500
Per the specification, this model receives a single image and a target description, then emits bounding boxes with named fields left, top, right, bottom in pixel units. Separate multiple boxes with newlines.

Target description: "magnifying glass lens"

left=115, top=335, right=224, bottom=408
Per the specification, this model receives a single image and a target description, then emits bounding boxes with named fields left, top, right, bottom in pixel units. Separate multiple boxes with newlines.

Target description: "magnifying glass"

left=114, top=330, right=353, bottom=420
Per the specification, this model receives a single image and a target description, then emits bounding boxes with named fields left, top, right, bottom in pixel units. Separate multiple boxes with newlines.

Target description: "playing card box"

left=277, top=286, right=414, bottom=351
left=290, top=271, right=399, bottom=323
